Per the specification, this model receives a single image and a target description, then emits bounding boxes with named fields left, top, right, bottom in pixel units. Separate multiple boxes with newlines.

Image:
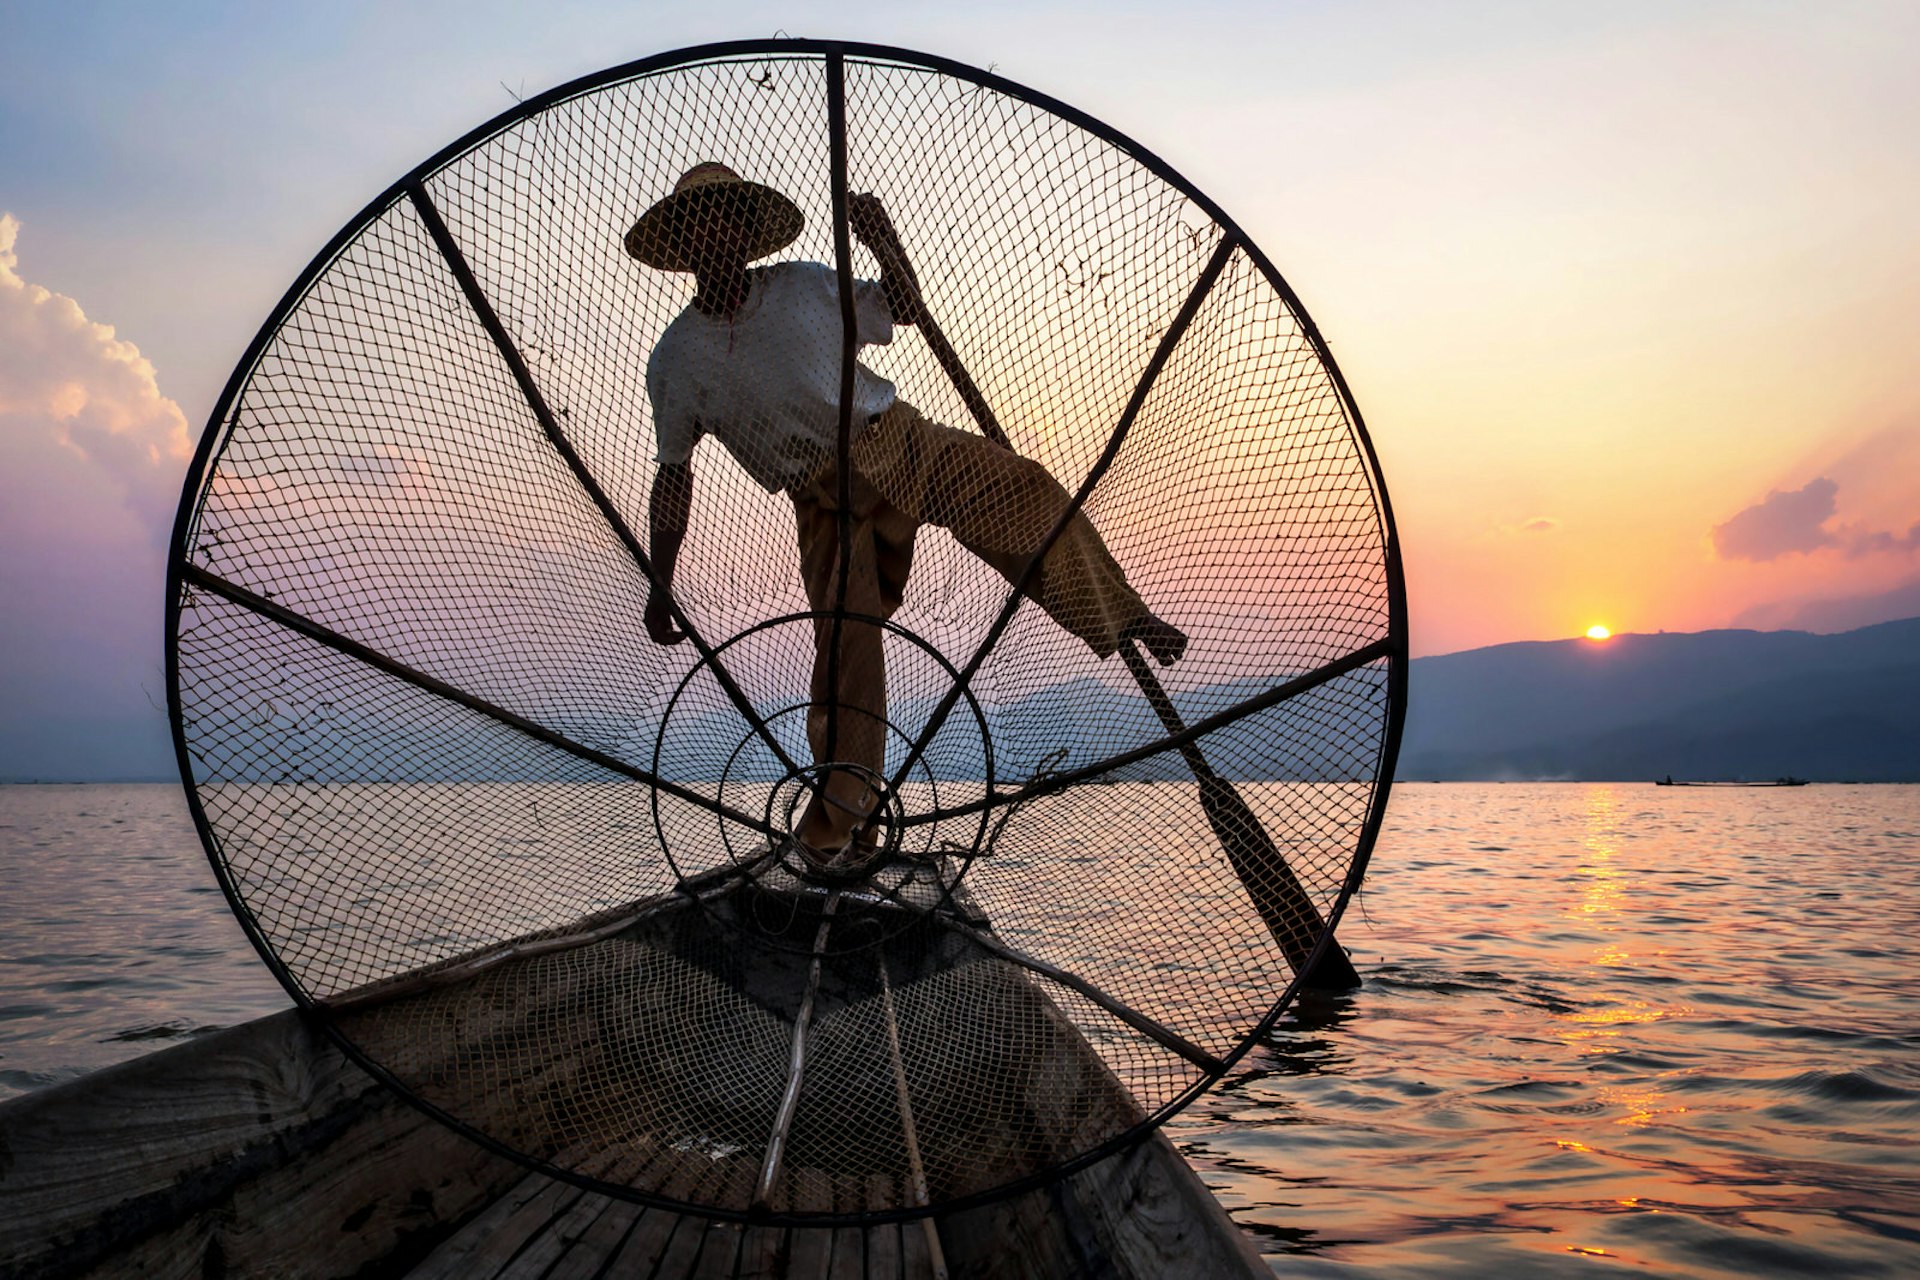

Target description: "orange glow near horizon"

left=1585, top=625, right=1612, bottom=641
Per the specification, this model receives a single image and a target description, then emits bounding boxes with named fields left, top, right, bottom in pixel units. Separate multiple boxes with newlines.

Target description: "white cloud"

left=0, top=211, right=193, bottom=537
left=1, top=213, right=194, bottom=777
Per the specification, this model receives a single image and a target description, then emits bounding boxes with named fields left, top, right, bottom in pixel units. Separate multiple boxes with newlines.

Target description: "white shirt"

left=647, top=261, right=898, bottom=492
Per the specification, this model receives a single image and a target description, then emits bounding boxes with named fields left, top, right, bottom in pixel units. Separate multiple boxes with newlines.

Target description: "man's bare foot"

left=793, top=829, right=887, bottom=883
left=1123, top=614, right=1188, bottom=666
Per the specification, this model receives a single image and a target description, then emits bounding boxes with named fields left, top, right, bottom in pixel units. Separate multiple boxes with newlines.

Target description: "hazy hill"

left=9, top=618, right=1916, bottom=784
left=655, top=619, right=1920, bottom=783
left=1397, top=617, right=1920, bottom=782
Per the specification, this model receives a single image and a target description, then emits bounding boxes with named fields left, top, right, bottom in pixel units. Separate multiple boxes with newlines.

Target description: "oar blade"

left=1197, top=776, right=1361, bottom=991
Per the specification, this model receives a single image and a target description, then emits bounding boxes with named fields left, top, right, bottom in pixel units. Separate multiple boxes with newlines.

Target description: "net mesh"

left=170, top=43, right=1402, bottom=1222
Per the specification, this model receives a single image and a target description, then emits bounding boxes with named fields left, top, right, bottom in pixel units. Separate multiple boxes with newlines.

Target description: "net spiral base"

left=167, top=40, right=1406, bottom=1224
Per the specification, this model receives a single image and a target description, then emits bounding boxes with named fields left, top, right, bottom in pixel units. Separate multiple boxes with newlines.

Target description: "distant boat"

left=1655, top=775, right=1810, bottom=787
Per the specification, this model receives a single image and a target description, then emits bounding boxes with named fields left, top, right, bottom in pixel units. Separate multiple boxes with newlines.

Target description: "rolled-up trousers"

left=788, top=398, right=1153, bottom=852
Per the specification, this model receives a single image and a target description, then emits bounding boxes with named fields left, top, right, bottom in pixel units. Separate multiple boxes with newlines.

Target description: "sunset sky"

left=4, top=0, right=1917, bottom=777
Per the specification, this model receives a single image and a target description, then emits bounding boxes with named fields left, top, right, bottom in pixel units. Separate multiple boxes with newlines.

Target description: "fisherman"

left=629, top=162, right=1185, bottom=863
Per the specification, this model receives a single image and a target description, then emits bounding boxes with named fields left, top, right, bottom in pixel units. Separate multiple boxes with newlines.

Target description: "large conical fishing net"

left=167, top=40, right=1406, bottom=1223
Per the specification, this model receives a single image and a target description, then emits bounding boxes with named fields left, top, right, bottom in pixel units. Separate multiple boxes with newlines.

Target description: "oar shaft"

left=1121, top=643, right=1360, bottom=990
left=866, top=238, right=1011, bottom=450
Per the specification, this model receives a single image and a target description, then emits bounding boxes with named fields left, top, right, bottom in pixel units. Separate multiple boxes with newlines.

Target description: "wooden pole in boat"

left=861, top=223, right=1361, bottom=992
left=754, top=893, right=841, bottom=1211
left=878, top=955, right=951, bottom=1278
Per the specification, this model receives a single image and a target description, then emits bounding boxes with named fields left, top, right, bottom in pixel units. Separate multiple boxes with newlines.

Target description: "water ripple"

left=5, top=781, right=1918, bottom=1276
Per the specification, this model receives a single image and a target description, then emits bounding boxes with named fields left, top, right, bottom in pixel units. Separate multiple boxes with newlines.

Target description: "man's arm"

left=645, top=460, right=693, bottom=645
left=849, top=193, right=921, bottom=327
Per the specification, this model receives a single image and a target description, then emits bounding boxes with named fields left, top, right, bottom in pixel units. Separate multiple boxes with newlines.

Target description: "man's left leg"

left=790, top=473, right=919, bottom=854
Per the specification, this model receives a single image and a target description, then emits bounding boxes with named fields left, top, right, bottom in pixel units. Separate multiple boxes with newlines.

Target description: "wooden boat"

left=0, top=871, right=1269, bottom=1279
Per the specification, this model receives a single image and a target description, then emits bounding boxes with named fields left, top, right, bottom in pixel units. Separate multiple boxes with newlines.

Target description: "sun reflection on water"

left=1556, top=786, right=1694, bottom=1132
left=1569, top=785, right=1623, bottom=922
left=1597, top=1079, right=1691, bottom=1128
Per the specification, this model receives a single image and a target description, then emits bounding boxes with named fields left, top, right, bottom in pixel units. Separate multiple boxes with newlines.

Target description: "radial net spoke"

left=944, top=652, right=1391, bottom=1067
left=884, top=235, right=1240, bottom=797
left=755, top=893, right=840, bottom=1209
left=943, top=918, right=1226, bottom=1074
left=900, top=634, right=1393, bottom=826
left=183, top=562, right=772, bottom=838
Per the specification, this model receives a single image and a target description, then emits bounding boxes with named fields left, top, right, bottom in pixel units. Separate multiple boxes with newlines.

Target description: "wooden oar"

left=1118, top=644, right=1360, bottom=989
left=861, top=224, right=1361, bottom=991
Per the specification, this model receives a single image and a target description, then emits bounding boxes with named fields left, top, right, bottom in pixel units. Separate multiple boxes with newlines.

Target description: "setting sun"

left=1585, top=625, right=1612, bottom=641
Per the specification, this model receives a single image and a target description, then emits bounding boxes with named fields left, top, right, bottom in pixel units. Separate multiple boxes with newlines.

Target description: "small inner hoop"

left=767, top=760, right=905, bottom=884
left=649, top=611, right=997, bottom=955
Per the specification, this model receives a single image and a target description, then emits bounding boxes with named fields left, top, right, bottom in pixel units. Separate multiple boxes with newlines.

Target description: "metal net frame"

left=165, top=39, right=1407, bottom=1225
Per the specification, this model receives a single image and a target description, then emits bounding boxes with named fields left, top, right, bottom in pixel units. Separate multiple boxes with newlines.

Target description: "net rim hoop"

left=162, top=37, right=1411, bottom=1224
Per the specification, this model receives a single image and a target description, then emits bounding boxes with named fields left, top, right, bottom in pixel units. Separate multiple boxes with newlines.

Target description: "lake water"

left=3, top=781, right=1916, bottom=1276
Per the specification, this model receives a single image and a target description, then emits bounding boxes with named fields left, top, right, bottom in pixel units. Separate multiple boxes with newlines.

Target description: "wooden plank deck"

left=392, top=1123, right=1255, bottom=1280
left=0, top=1009, right=523, bottom=1280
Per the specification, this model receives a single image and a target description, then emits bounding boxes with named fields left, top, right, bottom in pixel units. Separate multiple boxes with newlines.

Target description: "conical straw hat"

left=624, top=162, right=804, bottom=271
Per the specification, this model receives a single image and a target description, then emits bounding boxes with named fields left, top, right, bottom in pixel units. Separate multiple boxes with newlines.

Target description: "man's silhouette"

left=629, top=163, right=1184, bottom=862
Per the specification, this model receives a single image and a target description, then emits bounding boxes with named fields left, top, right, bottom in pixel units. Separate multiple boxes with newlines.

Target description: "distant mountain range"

left=633, top=616, right=1920, bottom=784
left=9, top=618, right=1916, bottom=784
left=1398, top=617, right=1920, bottom=782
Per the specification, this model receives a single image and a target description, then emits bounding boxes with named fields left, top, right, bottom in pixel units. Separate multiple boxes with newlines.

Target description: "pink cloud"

left=1711, top=473, right=1920, bottom=565
left=1842, top=520, right=1920, bottom=559
left=1711, top=477, right=1839, bottom=561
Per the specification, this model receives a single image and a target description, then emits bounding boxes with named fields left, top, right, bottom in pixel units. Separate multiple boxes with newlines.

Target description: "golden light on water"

left=1585, top=624, right=1612, bottom=640
left=1555, top=786, right=1696, bottom=1135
